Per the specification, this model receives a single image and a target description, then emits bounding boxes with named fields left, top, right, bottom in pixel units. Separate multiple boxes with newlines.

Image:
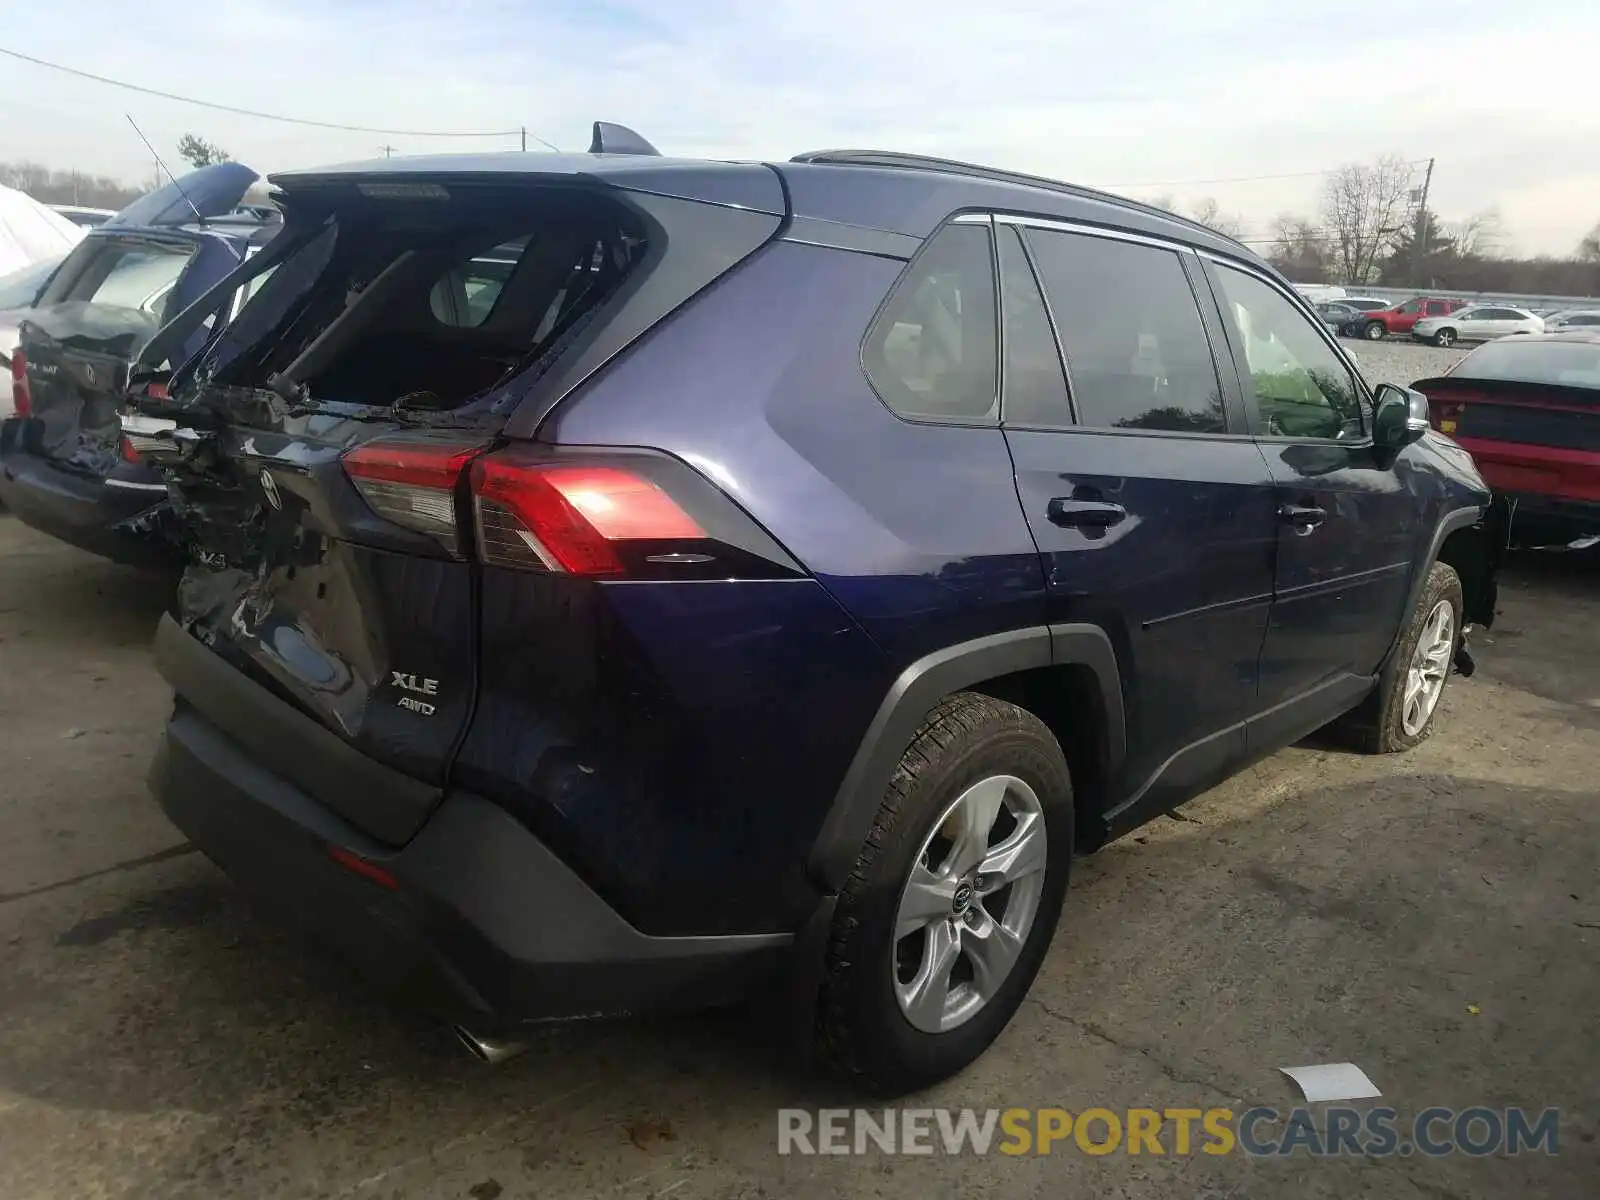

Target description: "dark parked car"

left=1316, top=301, right=1362, bottom=332
left=134, top=129, right=1501, bottom=1094
left=1, top=164, right=278, bottom=562
left=1414, top=332, right=1600, bottom=545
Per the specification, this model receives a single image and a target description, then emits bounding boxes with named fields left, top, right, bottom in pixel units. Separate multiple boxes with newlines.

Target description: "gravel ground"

left=1, top=517, right=1597, bottom=1200
left=1339, top=334, right=1470, bottom=389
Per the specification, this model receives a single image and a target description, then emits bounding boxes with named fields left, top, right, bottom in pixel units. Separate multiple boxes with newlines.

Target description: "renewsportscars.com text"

left=777, top=1106, right=1560, bottom=1158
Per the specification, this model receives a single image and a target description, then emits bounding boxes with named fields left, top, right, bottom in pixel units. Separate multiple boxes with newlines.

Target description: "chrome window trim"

left=993, top=213, right=1200, bottom=256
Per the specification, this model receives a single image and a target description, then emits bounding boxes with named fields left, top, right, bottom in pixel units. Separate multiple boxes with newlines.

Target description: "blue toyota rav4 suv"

left=134, top=126, right=1499, bottom=1093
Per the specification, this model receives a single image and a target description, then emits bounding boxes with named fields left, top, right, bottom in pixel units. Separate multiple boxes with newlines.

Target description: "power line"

left=0, top=44, right=559, bottom=147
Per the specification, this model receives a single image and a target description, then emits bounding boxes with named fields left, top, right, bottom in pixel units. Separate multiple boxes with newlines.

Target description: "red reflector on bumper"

left=326, top=844, right=400, bottom=890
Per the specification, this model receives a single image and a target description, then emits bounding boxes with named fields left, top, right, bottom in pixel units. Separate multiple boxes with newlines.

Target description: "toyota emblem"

left=259, top=470, right=282, bottom=510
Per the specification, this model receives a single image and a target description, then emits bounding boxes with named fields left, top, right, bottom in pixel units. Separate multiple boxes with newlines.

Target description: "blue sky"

left=2, top=0, right=1597, bottom=254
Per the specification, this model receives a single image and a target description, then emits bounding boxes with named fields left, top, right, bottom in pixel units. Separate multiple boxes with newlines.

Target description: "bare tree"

left=0, top=159, right=143, bottom=209
left=1318, top=154, right=1416, bottom=284
left=1189, top=196, right=1246, bottom=239
left=1452, top=208, right=1505, bottom=259
left=1266, top=214, right=1329, bottom=282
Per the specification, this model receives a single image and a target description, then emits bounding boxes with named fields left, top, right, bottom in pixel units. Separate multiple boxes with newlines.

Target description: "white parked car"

left=1411, top=304, right=1543, bottom=347
left=1542, top=308, right=1600, bottom=333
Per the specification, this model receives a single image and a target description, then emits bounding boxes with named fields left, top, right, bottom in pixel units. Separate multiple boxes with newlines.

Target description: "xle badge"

left=392, top=671, right=440, bottom=716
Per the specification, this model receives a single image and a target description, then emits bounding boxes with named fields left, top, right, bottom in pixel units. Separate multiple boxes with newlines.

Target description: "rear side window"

left=63, top=240, right=194, bottom=322
left=1025, top=229, right=1226, bottom=434
left=863, top=223, right=998, bottom=421
left=1212, top=264, right=1363, bottom=440
left=1424, top=301, right=1451, bottom=315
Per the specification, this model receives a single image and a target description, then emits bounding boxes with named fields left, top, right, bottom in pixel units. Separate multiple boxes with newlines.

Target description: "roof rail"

left=789, top=149, right=1239, bottom=247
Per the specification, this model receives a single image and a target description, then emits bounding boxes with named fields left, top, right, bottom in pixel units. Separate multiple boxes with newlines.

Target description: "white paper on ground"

left=1278, top=1062, right=1382, bottom=1102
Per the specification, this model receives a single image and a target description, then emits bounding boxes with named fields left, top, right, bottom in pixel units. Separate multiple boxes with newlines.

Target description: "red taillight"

left=326, top=844, right=399, bottom=890
left=341, top=438, right=487, bottom=552
left=471, top=454, right=704, bottom=575
left=10, top=350, right=29, bottom=418
left=120, top=435, right=141, bottom=464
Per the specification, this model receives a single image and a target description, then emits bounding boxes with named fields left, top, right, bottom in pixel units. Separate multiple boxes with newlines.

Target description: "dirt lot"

left=2, top=458, right=1597, bottom=1196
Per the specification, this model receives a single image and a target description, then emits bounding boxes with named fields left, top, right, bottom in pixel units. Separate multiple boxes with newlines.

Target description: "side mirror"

left=1373, top=383, right=1430, bottom=449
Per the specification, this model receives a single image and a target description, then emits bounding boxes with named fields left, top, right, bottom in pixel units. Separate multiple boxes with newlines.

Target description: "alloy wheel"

left=892, top=774, right=1048, bottom=1034
left=1402, top=599, right=1455, bottom=736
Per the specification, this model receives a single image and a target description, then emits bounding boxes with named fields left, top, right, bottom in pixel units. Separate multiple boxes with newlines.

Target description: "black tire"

left=1343, top=562, right=1464, bottom=754
left=815, top=692, right=1073, bottom=1094
left=1435, top=328, right=1457, bottom=347
left=1364, top=321, right=1387, bottom=340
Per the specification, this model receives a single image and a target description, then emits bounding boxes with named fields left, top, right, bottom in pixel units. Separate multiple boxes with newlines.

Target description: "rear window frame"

left=1451, top=339, right=1600, bottom=389
left=39, top=230, right=199, bottom=322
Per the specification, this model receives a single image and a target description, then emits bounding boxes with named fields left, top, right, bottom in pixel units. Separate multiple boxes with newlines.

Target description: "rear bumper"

left=1501, top=492, right=1600, bottom=544
left=148, top=615, right=791, bottom=1024
left=0, top=418, right=175, bottom=564
left=1457, top=435, right=1600, bottom=542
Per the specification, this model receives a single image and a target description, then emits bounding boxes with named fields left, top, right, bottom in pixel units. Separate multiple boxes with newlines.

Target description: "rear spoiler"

left=1413, top=376, right=1600, bottom=409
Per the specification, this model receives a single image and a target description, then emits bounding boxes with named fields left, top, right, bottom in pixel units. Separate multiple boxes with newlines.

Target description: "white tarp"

left=0, top=184, right=85, bottom=277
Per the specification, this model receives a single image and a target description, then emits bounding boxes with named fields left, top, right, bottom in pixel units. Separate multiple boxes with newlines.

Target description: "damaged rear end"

left=137, top=155, right=808, bottom=1022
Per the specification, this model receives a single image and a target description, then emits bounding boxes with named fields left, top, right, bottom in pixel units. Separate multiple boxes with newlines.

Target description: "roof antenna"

left=124, top=113, right=206, bottom=226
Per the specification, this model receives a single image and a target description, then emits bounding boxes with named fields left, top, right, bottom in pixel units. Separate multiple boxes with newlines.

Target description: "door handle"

left=1277, top=503, right=1327, bottom=529
left=1048, top=498, right=1128, bottom=528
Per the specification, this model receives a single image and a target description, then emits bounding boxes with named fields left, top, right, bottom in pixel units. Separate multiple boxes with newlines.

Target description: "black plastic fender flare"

left=1380, top=506, right=1487, bottom=675
left=804, top=623, right=1125, bottom=897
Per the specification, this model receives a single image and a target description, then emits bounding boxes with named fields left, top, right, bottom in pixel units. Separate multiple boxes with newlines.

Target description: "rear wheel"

left=816, top=693, right=1073, bottom=1094
left=1435, top=327, right=1457, bottom=347
left=1364, top=321, right=1387, bottom=340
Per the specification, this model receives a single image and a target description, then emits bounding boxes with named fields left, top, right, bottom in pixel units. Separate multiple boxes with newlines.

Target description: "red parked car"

left=1413, top=332, right=1600, bottom=546
left=1354, top=296, right=1466, bottom=340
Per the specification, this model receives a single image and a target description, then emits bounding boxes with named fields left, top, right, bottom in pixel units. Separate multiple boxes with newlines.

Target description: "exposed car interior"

left=210, top=187, right=650, bottom=411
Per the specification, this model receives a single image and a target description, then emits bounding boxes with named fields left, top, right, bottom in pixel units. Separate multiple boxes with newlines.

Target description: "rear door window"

left=996, top=225, right=1070, bottom=427
left=1025, top=228, right=1227, bottom=433
left=863, top=222, right=998, bottom=422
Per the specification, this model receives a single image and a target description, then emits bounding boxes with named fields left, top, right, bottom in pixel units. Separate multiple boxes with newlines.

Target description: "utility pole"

left=379, top=143, right=396, bottom=158
left=1414, top=157, right=1435, bottom=285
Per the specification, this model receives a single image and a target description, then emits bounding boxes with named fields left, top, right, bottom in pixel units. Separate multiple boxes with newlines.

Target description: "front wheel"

left=816, top=692, right=1073, bottom=1094
left=1364, top=321, right=1387, bottom=340
left=1434, top=328, right=1457, bottom=347
left=1345, top=562, right=1464, bottom=753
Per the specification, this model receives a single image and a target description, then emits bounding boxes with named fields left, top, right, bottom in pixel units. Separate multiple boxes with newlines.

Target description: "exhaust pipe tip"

left=453, top=1025, right=529, bottom=1066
